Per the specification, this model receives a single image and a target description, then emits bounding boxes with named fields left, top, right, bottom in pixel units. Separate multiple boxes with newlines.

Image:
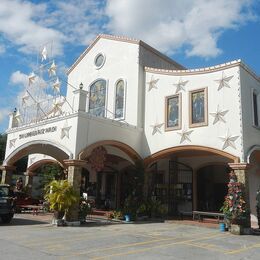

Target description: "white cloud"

left=0, top=0, right=64, bottom=55
left=105, top=0, right=256, bottom=57
left=9, top=71, right=28, bottom=88
left=0, top=108, right=10, bottom=125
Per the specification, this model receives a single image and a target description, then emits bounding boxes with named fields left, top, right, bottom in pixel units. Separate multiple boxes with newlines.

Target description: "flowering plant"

left=221, top=171, right=249, bottom=225
left=79, top=198, right=93, bottom=221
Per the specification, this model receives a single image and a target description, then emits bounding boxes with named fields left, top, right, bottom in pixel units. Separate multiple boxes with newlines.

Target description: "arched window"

left=89, top=79, right=106, bottom=117
left=115, top=80, right=125, bottom=119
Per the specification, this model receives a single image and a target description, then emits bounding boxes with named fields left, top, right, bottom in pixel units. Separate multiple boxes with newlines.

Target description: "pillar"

left=0, top=165, right=16, bottom=185
left=73, top=88, right=87, bottom=112
left=63, top=159, right=86, bottom=221
left=193, top=170, right=198, bottom=211
left=24, top=171, right=35, bottom=195
left=228, top=163, right=251, bottom=227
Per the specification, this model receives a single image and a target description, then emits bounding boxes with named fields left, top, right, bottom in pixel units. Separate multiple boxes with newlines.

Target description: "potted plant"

left=221, top=171, right=250, bottom=234
left=44, top=180, right=80, bottom=226
left=78, top=198, right=93, bottom=224
left=123, top=195, right=138, bottom=221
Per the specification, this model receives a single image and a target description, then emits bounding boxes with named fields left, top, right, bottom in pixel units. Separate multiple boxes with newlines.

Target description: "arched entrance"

left=78, top=141, right=141, bottom=210
left=144, top=145, right=239, bottom=217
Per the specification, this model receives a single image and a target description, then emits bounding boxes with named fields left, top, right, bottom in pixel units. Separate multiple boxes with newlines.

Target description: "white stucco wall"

left=143, top=65, right=243, bottom=159
left=240, top=66, right=260, bottom=161
left=66, top=38, right=141, bottom=127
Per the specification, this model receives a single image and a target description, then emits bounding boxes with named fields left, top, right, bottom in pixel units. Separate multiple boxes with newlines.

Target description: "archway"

left=144, top=145, right=238, bottom=217
left=78, top=141, right=141, bottom=210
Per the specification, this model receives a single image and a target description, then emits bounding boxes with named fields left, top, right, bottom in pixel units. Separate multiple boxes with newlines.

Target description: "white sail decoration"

left=28, top=72, right=36, bottom=86
left=41, top=46, right=48, bottom=61
left=48, top=61, right=57, bottom=76
left=52, top=78, right=61, bottom=93
left=14, top=109, right=22, bottom=123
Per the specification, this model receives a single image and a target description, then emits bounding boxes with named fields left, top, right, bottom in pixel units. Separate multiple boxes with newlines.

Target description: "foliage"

left=79, top=198, right=93, bottom=221
left=220, top=171, right=249, bottom=225
left=108, top=210, right=123, bottom=220
left=36, top=164, right=64, bottom=192
left=256, top=187, right=260, bottom=228
left=137, top=199, right=168, bottom=218
left=0, top=133, right=7, bottom=164
left=44, top=180, right=80, bottom=219
left=123, top=195, right=139, bottom=219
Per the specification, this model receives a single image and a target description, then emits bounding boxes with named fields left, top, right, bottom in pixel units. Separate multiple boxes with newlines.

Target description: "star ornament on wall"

left=147, top=76, right=159, bottom=91
left=215, top=72, right=234, bottom=91
left=9, top=138, right=17, bottom=148
left=210, top=106, right=229, bottom=124
left=150, top=122, right=164, bottom=135
left=61, top=126, right=72, bottom=139
left=173, top=78, right=189, bottom=94
left=177, top=128, right=193, bottom=143
left=219, top=131, right=239, bottom=150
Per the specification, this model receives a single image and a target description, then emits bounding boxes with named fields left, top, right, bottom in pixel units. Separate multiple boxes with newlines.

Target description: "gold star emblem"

left=215, top=72, right=233, bottom=91
left=147, top=76, right=159, bottom=91
left=177, top=128, right=193, bottom=143
left=210, top=105, right=229, bottom=124
left=173, top=78, right=189, bottom=93
left=150, top=122, right=164, bottom=135
left=219, top=131, right=239, bottom=150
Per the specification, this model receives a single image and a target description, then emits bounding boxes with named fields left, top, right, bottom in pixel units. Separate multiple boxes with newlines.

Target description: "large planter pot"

left=52, top=211, right=65, bottom=226
left=230, top=224, right=243, bottom=235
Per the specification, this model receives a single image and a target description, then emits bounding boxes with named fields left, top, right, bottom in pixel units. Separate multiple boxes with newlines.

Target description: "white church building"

left=1, top=34, right=260, bottom=225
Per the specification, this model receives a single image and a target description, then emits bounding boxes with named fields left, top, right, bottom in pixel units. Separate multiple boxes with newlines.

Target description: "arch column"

left=24, top=171, right=35, bottom=195
left=63, top=159, right=86, bottom=221
left=0, top=165, right=16, bottom=185
left=228, top=163, right=251, bottom=227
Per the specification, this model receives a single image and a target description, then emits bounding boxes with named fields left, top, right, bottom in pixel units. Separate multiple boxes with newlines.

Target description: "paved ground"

left=0, top=214, right=260, bottom=259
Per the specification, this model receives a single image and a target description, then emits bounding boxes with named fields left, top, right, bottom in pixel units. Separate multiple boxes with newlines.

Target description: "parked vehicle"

left=0, top=184, right=15, bottom=223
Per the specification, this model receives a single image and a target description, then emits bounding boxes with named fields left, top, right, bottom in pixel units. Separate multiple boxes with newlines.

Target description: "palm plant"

left=44, top=180, right=80, bottom=221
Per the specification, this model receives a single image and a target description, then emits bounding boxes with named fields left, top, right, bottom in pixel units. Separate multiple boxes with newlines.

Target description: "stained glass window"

left=89, top=79, right=106, bottom=117
left=115, top=80, right=125, bottom=119
left=165, top=94, right=181, bottom=130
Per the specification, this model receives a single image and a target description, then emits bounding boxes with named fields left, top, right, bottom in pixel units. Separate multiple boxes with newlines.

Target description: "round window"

left=94, top=53, right=105, bottom=69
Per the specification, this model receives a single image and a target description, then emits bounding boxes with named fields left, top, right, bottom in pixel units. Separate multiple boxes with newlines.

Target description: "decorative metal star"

left=150, top=122, right=164, bottom=135
left=41, top=46, right=48, bottom=61
left=22, top=92, right=30, bottom=106
left=9, top=138, right=17, bottom=148
left=219, top=131, right=239, bottom=150
left=177, top=128, right=193, bottom=143
left=52, top=100, right=63, bottom=115
left=28, top=72, right=36, bottom=85
left=147, top=76, right=159, bottom=91
left=52, top=78, right=61, bottom=92
left=173, top=78, right=189, bottom=94
left=214, top=72, right=233, bottom=91
left=210, top=105, right=229, bottom=124
left=61, top=126, right=72, bottom=139
left=48, top=61, right=57, bottom=76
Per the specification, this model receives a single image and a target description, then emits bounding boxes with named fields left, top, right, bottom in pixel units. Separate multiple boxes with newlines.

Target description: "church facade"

left=1, top=34, right=260, bottom=226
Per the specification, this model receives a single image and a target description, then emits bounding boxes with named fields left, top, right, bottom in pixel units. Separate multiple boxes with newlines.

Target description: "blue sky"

left=0, top=0, right=260, bottom=133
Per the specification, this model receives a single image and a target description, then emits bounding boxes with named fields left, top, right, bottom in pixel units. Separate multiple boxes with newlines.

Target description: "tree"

left=0, top=133, right=7, bottom=164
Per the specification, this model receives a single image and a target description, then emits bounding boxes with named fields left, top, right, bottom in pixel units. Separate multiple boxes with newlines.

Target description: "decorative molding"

left=9, top=138, right=17, bottom=149
left=61, top=125, right=72, bottom=139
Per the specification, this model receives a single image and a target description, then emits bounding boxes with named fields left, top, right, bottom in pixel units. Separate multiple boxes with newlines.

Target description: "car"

left=0, top=184, right=15, bottom=223
left=14, top=191, right=40, bottom=212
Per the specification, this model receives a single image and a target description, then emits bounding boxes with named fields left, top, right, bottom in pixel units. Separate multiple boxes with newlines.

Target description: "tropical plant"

left=78, top=198, right=93, bottom=222
left=256, top=187, right=260, bottom=229
left=220, top=171, right=249, bottom=226
left=44, top=180, right=80, bottom=221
